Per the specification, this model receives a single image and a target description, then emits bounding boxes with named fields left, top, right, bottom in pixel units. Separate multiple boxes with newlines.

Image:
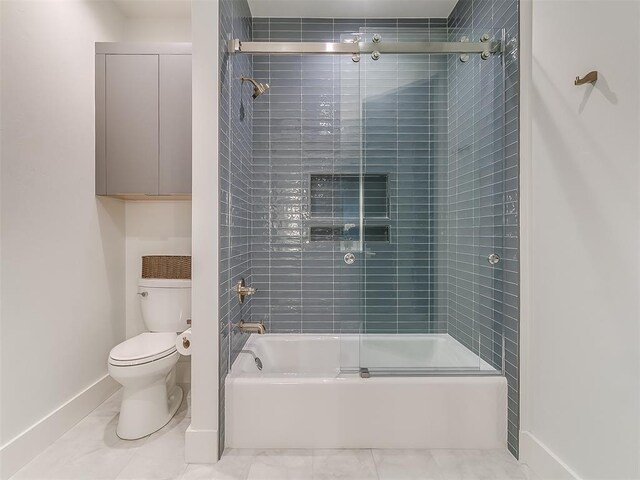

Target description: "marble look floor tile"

left=180, top=464, right=221, bottom=480
left=246, top=450, right=313, bottom=480
left=431, top=450, right=527, bottom=480
left=12, top=442, right=138, bottom=480
left=373, top=449, right=441, bottom=480
left=518, top=465, right=538, bottom=480
left=12, top=411, right=145, bottom=479
left=115, top=453, right=188, bottom=480
left=115, top=402, right=191, bottom=479
left=214, top=450, right=258, bottom=480
left=91, top=390, right=124, bottom=418
left=312, top=449, right=377, bottom=480
left=132, top=415, right=190, bottom=461
left=10, top=387, right=189, bottom=480
left=178, top=450, right=255, bottom=480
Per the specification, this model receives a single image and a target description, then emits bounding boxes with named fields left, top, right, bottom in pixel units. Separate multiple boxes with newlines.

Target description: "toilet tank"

left=138, top=279, right=191, bottom=332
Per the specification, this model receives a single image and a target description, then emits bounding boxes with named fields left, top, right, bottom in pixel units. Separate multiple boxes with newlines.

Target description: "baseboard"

left=0, top=375, right=119, bottom=479
left=519, top=431, right=581, bottom=480
left=185, top=425, right=218, bottom=464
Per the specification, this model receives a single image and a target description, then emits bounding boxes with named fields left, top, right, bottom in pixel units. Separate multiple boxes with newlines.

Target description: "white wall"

left=0, top=0, right=126, bottom=476
left=125, top=202, right=192, bottom=337
left=521, top=1, right=640, bottom=479
left=122, top=16, right=191, bottom=42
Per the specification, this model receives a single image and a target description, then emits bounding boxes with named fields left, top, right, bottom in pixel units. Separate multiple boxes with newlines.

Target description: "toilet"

left=108, top=278, right=191, bottom=440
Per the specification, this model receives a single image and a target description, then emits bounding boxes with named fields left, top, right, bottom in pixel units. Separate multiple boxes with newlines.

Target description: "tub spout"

left=238, top=320, right=266, bottom=335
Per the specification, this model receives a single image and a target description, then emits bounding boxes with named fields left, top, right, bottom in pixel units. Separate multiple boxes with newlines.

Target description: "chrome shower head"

left=241, top=76, right=269, bottom=99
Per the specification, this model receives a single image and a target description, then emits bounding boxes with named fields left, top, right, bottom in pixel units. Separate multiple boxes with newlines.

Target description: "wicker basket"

left=142, top=256, right=191, bottom=280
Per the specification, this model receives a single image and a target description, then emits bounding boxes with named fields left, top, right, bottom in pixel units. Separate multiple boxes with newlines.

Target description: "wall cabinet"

left=95, top=43, right=191, bottom=199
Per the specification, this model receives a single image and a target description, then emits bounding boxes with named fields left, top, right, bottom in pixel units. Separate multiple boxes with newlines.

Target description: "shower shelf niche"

left=309, top=224, right=390, bottom=242
left=308, top=173, right=390, bottom=242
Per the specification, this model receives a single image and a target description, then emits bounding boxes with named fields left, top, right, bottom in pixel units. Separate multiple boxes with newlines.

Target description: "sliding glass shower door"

left=354, top=26, right=507, bottom=375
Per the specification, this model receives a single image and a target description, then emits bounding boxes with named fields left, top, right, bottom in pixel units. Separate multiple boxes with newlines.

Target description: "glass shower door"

left=297, top=34, right=365, bottom=374
left=356, top=26, right=506, bottom=376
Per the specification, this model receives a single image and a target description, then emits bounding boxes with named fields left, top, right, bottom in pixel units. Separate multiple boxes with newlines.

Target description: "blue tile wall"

left=218, top=0, right=253, bottom=458
left=251, top=18, right=451, bottom=335
left=447, top=0, right=520, bottom=457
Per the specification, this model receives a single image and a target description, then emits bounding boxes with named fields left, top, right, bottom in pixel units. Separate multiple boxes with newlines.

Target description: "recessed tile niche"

left=309, top=173, right=390, bottom=242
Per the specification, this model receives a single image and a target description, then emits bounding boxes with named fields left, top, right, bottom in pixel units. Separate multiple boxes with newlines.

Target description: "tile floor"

left=11, top=388, right=537, bottom=480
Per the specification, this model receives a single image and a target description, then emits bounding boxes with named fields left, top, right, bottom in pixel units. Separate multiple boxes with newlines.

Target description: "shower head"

left=241, top=76, right=269, bottom=99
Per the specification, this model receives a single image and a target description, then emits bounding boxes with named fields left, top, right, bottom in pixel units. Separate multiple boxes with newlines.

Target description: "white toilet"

left=108, top=278, right=191, bottom=440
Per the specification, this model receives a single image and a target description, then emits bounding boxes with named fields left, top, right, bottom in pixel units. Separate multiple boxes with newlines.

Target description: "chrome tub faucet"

left=237, top=320, right=266, bottom=335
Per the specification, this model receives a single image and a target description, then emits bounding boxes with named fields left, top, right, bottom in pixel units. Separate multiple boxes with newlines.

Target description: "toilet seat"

left=109, top=332, right=178, bottom=367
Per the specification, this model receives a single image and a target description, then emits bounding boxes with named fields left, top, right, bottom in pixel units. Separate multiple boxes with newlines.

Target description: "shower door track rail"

left=354, top=367, right=504, bottom=378
left=228, top=39, right=502, bottom=59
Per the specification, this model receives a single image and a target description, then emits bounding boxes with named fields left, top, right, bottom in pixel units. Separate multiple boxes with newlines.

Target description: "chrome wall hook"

left=575, top=71, right=598, bottom=86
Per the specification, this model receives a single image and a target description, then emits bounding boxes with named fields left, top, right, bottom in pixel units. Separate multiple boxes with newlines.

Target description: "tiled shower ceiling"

left=247, top=0, right=458, bottom=19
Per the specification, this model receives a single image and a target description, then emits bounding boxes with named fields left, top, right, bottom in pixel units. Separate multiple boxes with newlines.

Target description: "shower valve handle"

left=234, top=278, right=257, bottom=304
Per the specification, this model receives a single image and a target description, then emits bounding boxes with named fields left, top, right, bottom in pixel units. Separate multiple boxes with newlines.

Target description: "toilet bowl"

left=108, top=279, right=191, bottom=440
left=108, top=333, right=183, bottom=439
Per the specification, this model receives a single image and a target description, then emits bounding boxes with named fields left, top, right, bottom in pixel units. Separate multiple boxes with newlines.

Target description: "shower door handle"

left=344, top=253, right=356, bottom=265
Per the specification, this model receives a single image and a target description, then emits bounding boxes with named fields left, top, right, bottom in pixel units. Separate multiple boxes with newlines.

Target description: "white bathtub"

left=225, top=334, right=507, bottom=449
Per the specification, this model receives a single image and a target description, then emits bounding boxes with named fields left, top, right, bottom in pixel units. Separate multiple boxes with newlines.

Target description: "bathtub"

left=225, top=334, right=507, bottom=449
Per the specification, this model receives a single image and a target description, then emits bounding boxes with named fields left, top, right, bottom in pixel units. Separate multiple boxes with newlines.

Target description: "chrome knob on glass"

left=344, top=253, right=356, bottom=265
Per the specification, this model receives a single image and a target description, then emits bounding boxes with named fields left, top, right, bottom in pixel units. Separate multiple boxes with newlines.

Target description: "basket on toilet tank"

left=139, top=255, right=191, bottom=333
left=142, top=255, right=191, bottom=280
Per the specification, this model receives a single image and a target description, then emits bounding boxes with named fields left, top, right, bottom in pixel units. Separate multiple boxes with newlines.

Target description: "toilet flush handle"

left=137, top=291, right=148, bottom=297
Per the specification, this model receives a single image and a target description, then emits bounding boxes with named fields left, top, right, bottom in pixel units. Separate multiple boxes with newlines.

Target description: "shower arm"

left=240, top=76, right=261, bottom=89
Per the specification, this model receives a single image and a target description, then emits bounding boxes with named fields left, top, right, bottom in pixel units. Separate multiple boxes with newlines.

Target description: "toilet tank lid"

left=138, top=278, right=191, bottom=288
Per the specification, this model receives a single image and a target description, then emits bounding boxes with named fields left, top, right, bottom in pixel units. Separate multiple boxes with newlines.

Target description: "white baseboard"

left=185, top=425, right=218, bottom=464
left=0, top=375, right=119, bottom=479
left=520, top=431, right=581, bottom=480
